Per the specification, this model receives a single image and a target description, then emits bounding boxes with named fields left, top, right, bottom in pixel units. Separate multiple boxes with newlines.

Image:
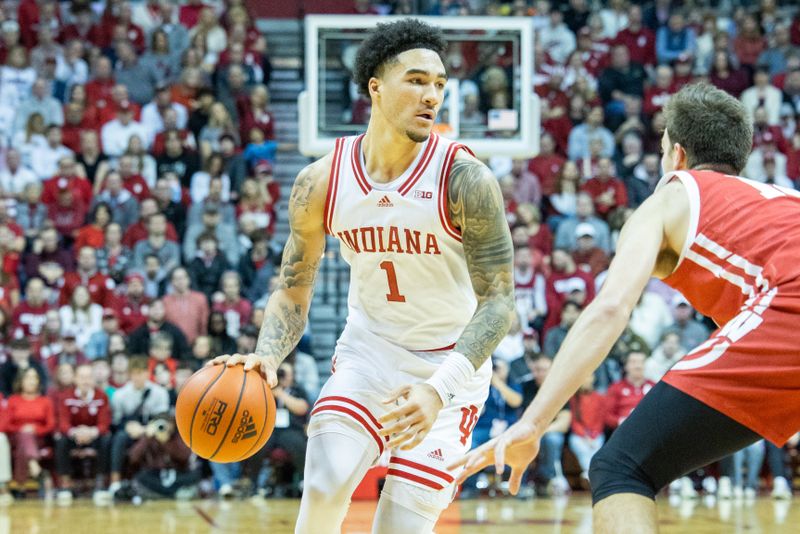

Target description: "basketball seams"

left=186, top=365, right=227, bottom=451
left=208, top=370, right=248, bottom=461
left=237, top=375, right=270, bottom=461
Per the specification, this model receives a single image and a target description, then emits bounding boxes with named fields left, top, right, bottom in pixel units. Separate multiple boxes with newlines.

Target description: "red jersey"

left=581, top=177, right=628, bottom=218
left=658, top=170, right=800, bottom=445
left=212, top=299, right=253, bottom=337
left=605, top=378, right=655, bottom=429
left=569, top=391, right=607, bottom=439
left=56, top=388, right=111, bottom=435
left=613, top=27, right=656, bottom=66
left=115, top=295, right=150, bottom=334
left=122, top=175, right=151, bottom=202
left=12, top=301, right=51, bottom=338
left=41, top=175, right=93, bottom=208
left=544, top=269, right=596, bottom=332
left=59, top=271, right=116, bottom=307
left=5, top=395, right=55, bottom=437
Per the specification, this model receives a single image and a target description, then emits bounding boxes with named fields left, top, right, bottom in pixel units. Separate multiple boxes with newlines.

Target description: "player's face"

left=373, top=48, right=446, bottom=143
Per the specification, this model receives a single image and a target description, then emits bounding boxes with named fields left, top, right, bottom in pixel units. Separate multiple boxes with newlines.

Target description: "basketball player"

left=211, top=19, right=514, bottom=533
left=453, top=82, right=800, bottom=533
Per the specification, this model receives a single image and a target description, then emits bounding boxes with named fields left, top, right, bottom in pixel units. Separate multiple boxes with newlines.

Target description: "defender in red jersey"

left=455, top=83, right=800, bottom=533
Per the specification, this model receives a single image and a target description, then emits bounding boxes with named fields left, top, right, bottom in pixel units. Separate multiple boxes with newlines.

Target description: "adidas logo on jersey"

left=427, top=448, right=445, bottom=462
left=377, top=195, right=393, bottom=207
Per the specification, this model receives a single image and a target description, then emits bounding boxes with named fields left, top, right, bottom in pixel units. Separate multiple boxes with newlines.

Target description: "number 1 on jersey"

left=379, top=261, right=406, bottom=302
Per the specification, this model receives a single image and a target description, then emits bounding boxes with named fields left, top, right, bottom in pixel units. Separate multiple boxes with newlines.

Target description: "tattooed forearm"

left=255, top=302, right=306, bottom=362
left=253, top=162, right=327, bottom=362
left=448, top=158, right=515, bottom=370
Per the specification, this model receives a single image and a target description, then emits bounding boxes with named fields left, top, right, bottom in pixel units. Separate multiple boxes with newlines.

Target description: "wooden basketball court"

left=0, top=495, right=795, bottom=533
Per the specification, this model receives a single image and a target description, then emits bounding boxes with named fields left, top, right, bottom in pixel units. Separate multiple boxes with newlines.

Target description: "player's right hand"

left=448, top=419, right=541, bottom=495
left=208, top=353, right=279, bottom=388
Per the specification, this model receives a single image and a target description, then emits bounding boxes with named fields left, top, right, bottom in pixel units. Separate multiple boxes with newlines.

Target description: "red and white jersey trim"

left=387, top=456, right=455, bottom=490
left=311, top=396, right=389, bottom=454
left=323, top=138, right=345, bottom=235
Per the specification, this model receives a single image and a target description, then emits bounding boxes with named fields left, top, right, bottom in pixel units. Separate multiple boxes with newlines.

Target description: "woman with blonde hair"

left=199, top=103, right=238, bottom=159
left=59, top=286, right=103, bottom=349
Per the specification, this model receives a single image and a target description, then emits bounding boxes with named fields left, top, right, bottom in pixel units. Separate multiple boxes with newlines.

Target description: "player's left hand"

left=448, top=419, right=541, bottom=495
left=378, top=384, right=443, bottom=451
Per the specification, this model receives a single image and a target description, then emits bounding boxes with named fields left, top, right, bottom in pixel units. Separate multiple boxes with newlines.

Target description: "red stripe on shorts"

left=311, top=404, right=385, bottom=454
left=386, top=468, right=445, bottom=490
left=389, top=457, right=454, bottom=484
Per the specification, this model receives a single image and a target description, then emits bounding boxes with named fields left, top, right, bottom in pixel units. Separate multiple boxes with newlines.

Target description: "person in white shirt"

left=740, top=66, right=784, bottom=125
left=140, top=84, right=188, bottom=143
left=0, top=45, right=37, bottom=109
left=538, top=9, right=577, bottom=64
left=13, top=77, right=64, bottom=134
left=101, top=103, right=150, bottom=157
left=0, top=148, right=38, bottom=197
left=31, top=125, right=74, bottom=180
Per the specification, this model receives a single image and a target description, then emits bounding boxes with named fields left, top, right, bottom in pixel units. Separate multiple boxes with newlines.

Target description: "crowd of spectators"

left=0, top=0, right=323, bottom=505
left=1, top=0, right=800, bottom=506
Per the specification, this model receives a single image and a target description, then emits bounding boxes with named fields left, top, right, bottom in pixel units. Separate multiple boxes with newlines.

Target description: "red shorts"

left=663, top=284, right=800, bottom=446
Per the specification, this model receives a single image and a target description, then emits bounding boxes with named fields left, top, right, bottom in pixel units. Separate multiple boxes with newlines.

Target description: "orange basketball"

left=175, top=364, right=276, bottom=463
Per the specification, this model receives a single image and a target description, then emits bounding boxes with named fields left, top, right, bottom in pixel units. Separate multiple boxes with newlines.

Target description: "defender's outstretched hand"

left=378, top=384, right=444, bottom=451
left=208, top=353, right=279, bottom=388
left=448, top=419, right=541, bottom=495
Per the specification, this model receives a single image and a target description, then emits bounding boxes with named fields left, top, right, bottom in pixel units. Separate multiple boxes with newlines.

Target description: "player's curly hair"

left=353, top=19, right=446, bottom=96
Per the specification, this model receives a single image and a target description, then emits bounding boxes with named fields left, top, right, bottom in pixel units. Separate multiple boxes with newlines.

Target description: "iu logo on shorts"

left=458, top=405, right=479, bottom=445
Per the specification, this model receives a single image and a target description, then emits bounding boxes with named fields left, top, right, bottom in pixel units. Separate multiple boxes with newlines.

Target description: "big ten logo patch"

left=414, top=190, right=433, bottom=199
left=201, top=398, right=228, bottom=436
left=231, top=410, right=258, bottom=443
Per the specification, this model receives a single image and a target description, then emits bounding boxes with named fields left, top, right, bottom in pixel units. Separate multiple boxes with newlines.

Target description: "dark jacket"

left=128, top=321, right=190, bottom=359
left=188, top=254, right=230, bottom=300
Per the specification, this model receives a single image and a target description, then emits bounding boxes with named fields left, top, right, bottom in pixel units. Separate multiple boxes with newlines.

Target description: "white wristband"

left=424, top=352, right=475, bottom=407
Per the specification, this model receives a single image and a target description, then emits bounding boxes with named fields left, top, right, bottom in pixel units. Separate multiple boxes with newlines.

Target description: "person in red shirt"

left=543, top=249, right=596, bottom=334
left=568, top=375, right=608, bottom=481
left=605, top=350, right=654, bottom=431
left=74, top=202, right=111, bottom=251
left=115, top=273, right=150, bottom=334
left=41, top=157, right=94, bottom=209
left=59, top=246, right=116, bottom=307
left=572, top=223, right=610, bottom=277
left=85, top=56, right=116, bottom=112
left=11, top=277, right=51, bottom=340
left=238, top=83, right=275, bottom=142
left=6, top=368, right=55, bottom=485
left=54, top=363, right=111, bottom=500
left=61, top=101, right=97, bottom=154
left=115, top=154, right=151, bottom=202
left=147, top=333, right=177, bottom=387
left=121, top=198, right=179, bottom=249
left=643, top=65, right=676, bottom=118
left=528, top=134, right=566, bottom=196
left=580, top=157, right=628, bottom=220
left=613, top=4, right=656, bottom=67
left=212, top=271, right=252, bottom=338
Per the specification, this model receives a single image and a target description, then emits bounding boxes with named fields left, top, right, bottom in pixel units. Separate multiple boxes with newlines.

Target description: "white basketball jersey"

left=324, top=133, right=477, bottom=351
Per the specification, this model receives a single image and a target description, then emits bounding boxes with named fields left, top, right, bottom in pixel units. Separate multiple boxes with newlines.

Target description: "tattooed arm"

left=448, top=154, right=516, bottom=370
left=379, top=153, right=514, bottom=450
left=211, top=155, right=330, bottom=386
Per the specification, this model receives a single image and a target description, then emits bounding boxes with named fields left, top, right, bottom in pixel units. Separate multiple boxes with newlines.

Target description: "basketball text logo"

left=202, top=398, right=228, bottom=436
left=231, top=410, right=258, bottom=443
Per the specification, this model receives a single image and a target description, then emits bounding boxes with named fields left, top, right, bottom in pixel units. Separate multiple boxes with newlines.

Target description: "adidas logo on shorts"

left=377, top=195, right=393, bottom=207
left=426, top=448, right=444, bottom=462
